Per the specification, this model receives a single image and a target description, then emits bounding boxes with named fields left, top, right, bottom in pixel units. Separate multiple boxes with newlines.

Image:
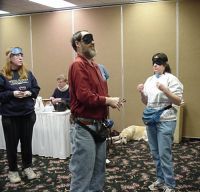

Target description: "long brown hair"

left=164, top=63, right=172, bottom=73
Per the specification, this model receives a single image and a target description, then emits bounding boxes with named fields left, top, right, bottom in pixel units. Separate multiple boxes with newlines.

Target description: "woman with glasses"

left=0, top=47, right=40, bottom=183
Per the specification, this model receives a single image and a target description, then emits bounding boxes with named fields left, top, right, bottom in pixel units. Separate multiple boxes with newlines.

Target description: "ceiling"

left=0, top=0, right=166, bottom=17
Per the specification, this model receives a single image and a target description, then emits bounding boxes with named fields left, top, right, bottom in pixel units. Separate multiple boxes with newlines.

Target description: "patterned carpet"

left=0, top=138, right=199, bottom=192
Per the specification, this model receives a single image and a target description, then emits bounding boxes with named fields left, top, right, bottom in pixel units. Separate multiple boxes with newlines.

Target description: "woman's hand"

left=14, top=90, right=32, bottom=98
left=137, top=83, right=147, bottom=105
left=51, top=98, right=62, bottom=104
left=156, top=82, right=168, bottom=93
left=13, top=91, right=25, bottom=98
left=156, top=82, right=182, bottom=106
left=137, top=84, right=144, bottom=93
left=23, top=91, right=32, bottom=97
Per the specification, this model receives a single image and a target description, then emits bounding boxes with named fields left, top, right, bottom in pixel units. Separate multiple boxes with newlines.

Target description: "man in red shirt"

left=68, top=30, right=123, bottom=192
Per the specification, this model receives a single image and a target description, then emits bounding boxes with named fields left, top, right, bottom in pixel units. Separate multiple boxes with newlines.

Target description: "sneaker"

left=163, top=185, right=175, bottom=192
left=23, top=167, right=37, bottom=180
left=8, top=171, right=21, bottom=183
left=106, top=159, right=110, bottom=164
left=149, top=180, right=164, bottom=191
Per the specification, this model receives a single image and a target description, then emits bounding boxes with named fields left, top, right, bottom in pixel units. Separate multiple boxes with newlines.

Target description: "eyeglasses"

left=10, top=47, right=23, bottom=55
left=81, top=34, right=94, bottom=44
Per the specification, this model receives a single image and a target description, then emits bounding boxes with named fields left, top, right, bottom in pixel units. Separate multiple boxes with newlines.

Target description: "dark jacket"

left=0, top=71, right=40, bottom=116
left=52, top=88, right=70, bottom=104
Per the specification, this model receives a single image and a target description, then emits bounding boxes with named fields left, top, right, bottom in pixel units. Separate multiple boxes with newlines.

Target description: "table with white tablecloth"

left=0, top=110, right=71, bottom=159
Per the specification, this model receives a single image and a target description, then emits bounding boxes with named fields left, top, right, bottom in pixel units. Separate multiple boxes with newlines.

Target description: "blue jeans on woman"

left=147, top=121, right=176, bottom=189
left=69, top=122, right=106, bottom=192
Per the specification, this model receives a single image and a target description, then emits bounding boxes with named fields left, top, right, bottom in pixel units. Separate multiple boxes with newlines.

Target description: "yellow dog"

left=110, top=125, right=148, bottom=144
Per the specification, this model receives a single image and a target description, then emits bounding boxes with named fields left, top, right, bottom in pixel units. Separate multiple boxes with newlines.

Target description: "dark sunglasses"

left=82, top=34, right=94, bottom=44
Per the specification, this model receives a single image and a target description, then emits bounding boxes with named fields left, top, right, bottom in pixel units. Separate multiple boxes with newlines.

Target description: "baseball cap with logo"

left=152, top=53, right=168, bottom=65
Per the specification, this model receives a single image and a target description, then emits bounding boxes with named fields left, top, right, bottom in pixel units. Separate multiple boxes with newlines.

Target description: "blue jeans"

left=69, top=122, right=106, bottom=192
left=147, top=121, right=176, bottom=188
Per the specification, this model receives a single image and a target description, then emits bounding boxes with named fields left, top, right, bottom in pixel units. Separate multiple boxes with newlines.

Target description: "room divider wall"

left=0, top=0, right=200, bottom=138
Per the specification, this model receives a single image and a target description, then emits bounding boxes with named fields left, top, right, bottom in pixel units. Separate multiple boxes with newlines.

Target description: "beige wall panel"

left=179, top=0, right=200, bottom=138
left=73, top=7, right=123, bottom=131
left=31, top=11, right=73, bottom=98
left=0, top=0, right=199, bottom=138
left=123, top=1, right=176, bottom=128
left=0, top=16, right=31, bottom=69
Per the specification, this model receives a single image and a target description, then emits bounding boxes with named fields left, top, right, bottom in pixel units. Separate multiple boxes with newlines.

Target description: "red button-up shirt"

left=68, top=54, right=108, bottom=120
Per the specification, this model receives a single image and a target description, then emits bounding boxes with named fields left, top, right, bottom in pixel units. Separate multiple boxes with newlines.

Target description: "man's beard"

left=83, top=49, right=96, bottom=60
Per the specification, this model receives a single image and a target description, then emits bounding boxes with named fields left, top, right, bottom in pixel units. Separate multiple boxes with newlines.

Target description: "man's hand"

left=106, top=97, right=126, bottom=110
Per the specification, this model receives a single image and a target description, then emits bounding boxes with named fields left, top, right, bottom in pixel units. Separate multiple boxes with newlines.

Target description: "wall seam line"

left=29, top=16, right=34, bottom=72
left=121, top=5, right=125, bottom=130
left=176, top=0, right=179, bottom=78
left=71, top=10, right=75, bottom=60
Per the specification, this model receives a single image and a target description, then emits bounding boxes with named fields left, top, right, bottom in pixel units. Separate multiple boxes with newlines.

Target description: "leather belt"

left=76, top=117, right=101, bottom=125
left=78, top=120, right=94, bottom=125
left=70, top=114, right=102, bottom=125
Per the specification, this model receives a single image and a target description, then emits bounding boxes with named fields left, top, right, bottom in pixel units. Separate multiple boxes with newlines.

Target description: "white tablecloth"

left=0, top=110, right=71, bottom=159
